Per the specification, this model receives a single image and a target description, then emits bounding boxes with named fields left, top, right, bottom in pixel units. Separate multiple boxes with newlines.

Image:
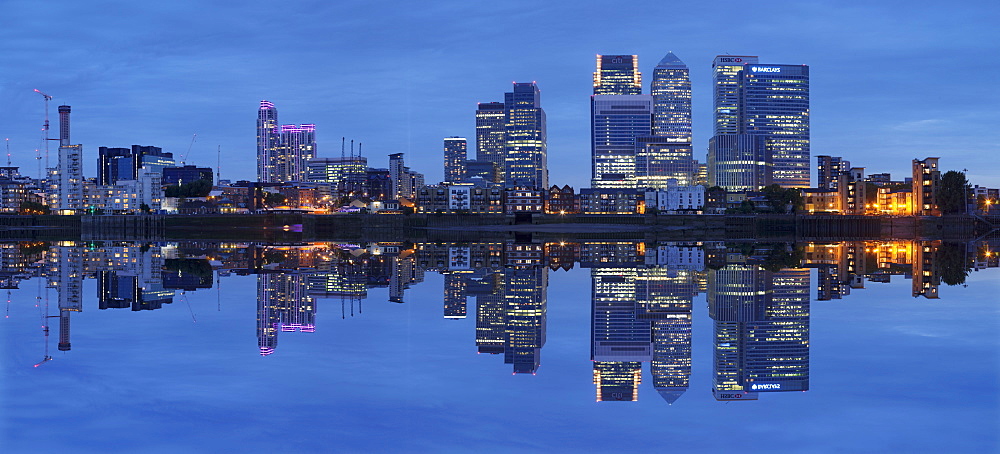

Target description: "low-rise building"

left=579, top=188, right=643, bottom=214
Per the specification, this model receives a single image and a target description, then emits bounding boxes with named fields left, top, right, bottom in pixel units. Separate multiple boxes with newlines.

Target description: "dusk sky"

left=2, top=0, right=998, bottom=188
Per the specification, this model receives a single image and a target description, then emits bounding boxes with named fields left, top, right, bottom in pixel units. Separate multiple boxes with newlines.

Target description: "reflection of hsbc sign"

left=719, top=393, right=748, bottom=399
left=751, top=383, right=781, bottom=390
left=752, top=66, right=781, bottom=73
left=718, top=57, right=744, bottom=63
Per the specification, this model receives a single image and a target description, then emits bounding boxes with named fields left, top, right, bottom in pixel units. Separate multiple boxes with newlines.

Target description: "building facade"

left=443, top=137, right=467, bottom=184
left=591, top=95, right=652, bottom=189
left=503, top=83, right=547, bottom=189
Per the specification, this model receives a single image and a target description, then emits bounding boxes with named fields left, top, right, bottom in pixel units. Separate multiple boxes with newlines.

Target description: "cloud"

left=890, top=119, right=951, bottom=132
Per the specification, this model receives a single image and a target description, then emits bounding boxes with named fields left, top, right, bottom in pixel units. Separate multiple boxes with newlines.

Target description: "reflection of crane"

left=33, top=89, right=54, bottom=176
left=33, top=280, right=56, bottom=368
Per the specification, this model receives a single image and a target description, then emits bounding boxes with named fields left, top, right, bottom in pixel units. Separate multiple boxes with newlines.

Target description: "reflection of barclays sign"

left=751, top=383, right=781, bottom=390
left=752, top=66, right=781, bottom=73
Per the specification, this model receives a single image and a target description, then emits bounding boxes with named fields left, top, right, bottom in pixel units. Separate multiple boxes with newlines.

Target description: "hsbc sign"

left=718, top=57, right=744, bottom=63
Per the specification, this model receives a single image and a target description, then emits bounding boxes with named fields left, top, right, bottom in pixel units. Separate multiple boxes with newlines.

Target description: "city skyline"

left=2, top=1, right=996, bottom=189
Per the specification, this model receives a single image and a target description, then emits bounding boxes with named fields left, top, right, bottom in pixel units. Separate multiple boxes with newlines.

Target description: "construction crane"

left=179, top=133, right=197, bottom=165
left=33, top=89, right=54, bottom=175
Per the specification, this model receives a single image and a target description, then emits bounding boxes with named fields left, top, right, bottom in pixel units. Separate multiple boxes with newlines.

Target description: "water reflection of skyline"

left=3, top=239, right=996, bottom=404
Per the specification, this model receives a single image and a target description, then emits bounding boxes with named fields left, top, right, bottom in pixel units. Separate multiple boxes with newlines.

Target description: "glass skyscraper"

left=591, top=95, right=652, bottom=188
left=257, top=100, right=279, bottom=182
left=651, top=52, right=692, bottom=141
left=503, top=83, right=547, bottom=189
left=443, top=137, right=467, bottom=184
left=593, top=55, right=642, bottom=95
left=708, top=57, right=810, bottom=190
left=738, top=64, right=810, bottom=188
left=475, top=102, right=506, bottom=185
left=712, top=55, right=758, bottom=135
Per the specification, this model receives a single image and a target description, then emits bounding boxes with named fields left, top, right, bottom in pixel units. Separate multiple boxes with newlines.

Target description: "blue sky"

left=2, top=0, right=998, bottom=188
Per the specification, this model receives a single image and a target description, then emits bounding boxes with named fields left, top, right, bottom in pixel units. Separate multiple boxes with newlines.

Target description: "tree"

left=18, top=201, right=50, bottom=215
left=164, top=179, right=213, bottom=198
left=139, top=203, right=151, bottom=214
left=761, top=184, right=804, bottom=213
left=937, top=170, right=970, bottom=214
left=264, top=192, right=286, bottom=207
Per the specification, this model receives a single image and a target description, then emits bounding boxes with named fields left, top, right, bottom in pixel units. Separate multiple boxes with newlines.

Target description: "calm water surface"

left=2, top=240, right=997, bottom=453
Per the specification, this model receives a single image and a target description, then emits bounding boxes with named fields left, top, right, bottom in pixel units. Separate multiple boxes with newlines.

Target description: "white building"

left=645, top=181, right=705, bottom=213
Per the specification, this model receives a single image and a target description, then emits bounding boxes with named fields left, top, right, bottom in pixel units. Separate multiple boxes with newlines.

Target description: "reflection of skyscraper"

left=475, top=272, right=506, bottom=354
left=257, top=272, right=316, bottom=356
left=443, top=273, right=467, bottom=319
left=591, top=268, right=649, bottom=361
left=708, top=263, right=810, bottom=400
left=504, top=267, right=548, bottom=374
left=636, top=263, right=697, bottom=404
left=593, top=361, right=642, bottom=402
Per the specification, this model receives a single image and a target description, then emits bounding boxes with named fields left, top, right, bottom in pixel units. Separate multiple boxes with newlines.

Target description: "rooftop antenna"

left=216, top=145, right=221, bottom=183
left=5, top=138, right=10, bottom=166
left=358, top=142, right=362, bottom=158
left=350, top=140, right=354, bottom=158
left=341, top=137, right=345, bottom=160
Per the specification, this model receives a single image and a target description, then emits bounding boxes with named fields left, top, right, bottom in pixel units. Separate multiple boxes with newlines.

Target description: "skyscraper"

left=443, top=137, right=467, bottom=184
left=591, top=95, right=652, bottom=188
left=712, top=55, right=758, bottom=135
left=738, top=64, right=810, bottom=187
left=651, top=52, right=692, bottom=141
left=504, top=83, right=547, bottom=189
left=475, top=102, right=506, bottom=184
left=709, top=57, right=810, bottom=190
left=276, top=124, right=316, bottom=183
left=257, top=100, right=316, bottom=183
left=257, top=100, right=279, bottom=182
left=593, top=55, right=641, bottom=95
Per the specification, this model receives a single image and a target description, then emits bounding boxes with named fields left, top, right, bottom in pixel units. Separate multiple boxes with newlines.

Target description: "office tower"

left=257, top=100, right=279, bottom=182
left=738, top=64, right=810, bottom=187
left=593, top=55, right=642, bottom=95
left=708, top=134, right=771, bottom=191
left=912, top=157, right=941, bottom=216
left=817, top=155, right=850, bottom=190
left=651, top=52, right=692, bottom=141
left=635, top=138, right=694, bottom=188
left=97, top=147, right=131, bottom=185
left=54, top=105, right=83, bottom=214
left=504, top=83, right=547, bottom=189
left=463, top=160, right=499, bottom=183
left=308, top=156, right=368, bottom=198
left=591, top=95, right=652, bottom=189
left=475, top=102, right=506, bottom=184
left=388, top=153, right=424, bottom=199
left=444, top=137, right=467, bottom=184
left=712, top=55, right=759, bottom=135
left=162, top=165, right=214, bottom=186
left=276, top=124, right=316, bottom=182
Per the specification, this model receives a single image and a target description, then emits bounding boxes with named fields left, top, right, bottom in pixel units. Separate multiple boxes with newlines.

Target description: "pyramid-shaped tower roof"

left=656, top=51, right=687, bottom=68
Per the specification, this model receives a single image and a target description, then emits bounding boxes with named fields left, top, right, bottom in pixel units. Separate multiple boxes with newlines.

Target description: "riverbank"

left=0, top=212, right=989, bottom=242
